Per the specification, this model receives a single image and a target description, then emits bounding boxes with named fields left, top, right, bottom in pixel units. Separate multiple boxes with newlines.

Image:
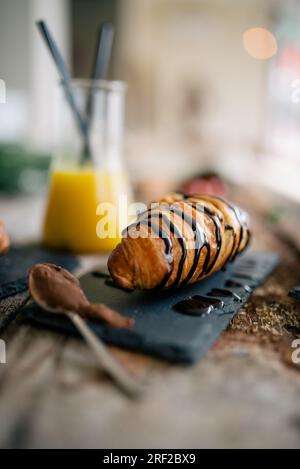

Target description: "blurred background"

left=0, top=0, right=300, bottom=201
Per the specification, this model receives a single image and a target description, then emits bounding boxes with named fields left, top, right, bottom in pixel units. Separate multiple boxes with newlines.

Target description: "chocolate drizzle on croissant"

left=108, top=193, right=250, bottom=290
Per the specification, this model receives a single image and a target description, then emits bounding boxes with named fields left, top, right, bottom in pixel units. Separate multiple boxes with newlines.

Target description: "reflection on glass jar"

left=43, top=79, right=132, bottom=253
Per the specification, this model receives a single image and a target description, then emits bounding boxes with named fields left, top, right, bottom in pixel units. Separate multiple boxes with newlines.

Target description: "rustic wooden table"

left=0, top=188, right=299, bottom=449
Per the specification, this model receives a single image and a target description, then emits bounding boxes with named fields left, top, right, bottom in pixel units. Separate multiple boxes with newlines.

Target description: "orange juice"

left=43, top=168, right=131, bottom=253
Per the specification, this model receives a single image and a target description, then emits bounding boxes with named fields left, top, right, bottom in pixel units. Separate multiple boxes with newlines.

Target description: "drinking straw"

left=86, top=22, right=115, bottom=120
left=81, top=23, right=115, bottom=162
left=36, top=20, right=91, bottom=159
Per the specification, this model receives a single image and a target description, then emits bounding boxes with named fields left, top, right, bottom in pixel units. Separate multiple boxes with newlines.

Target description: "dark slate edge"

left=0, top=278, right=28, bottom=299
left=0, top=246, right=79, bottom=300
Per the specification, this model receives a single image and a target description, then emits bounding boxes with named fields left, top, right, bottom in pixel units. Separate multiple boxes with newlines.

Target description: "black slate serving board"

left=25, top=251, right=279, bottom=364
left=0, top=245, right=79, bottom=300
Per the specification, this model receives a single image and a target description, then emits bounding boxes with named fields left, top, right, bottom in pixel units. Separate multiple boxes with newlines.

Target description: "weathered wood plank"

left=1, top=336, right=300, bottom=448
left=0, top=325, right=66, bottom=448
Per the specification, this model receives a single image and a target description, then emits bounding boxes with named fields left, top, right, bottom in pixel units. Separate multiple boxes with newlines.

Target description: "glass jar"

left=43, top=79, right=132, bottom=253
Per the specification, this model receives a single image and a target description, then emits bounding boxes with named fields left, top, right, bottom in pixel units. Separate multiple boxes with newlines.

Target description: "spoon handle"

left=67, top=312, right=144, bottom=398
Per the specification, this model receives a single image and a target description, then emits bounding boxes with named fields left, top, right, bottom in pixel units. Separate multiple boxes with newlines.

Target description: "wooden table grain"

left=0, top=189, right=299, bottom=449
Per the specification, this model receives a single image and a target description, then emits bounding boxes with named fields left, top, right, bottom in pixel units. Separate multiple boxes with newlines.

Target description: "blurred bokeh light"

left=243, top=27, right=277, bottom=60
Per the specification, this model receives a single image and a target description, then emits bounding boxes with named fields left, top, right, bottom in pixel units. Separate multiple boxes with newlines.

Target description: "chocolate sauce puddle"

left=174, top=298, right=213, bottom=316
left=207, top=288, right=242, bottom=302
left=193, top=295, right=225, bottom=309
left=173, top=295, right=224, bottom=317
left=225, top=279, right=252, bottom=293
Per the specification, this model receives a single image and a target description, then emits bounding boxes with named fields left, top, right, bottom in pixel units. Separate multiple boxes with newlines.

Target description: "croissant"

left=108, top=193, right=250, bottom=290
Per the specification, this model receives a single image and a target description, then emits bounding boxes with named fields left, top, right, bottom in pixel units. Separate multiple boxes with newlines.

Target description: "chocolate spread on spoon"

left=29, top=263, right=134, bottom=329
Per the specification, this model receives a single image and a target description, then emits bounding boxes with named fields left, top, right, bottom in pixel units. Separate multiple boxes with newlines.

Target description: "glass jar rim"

left=59, top=78, right=127, bottom=93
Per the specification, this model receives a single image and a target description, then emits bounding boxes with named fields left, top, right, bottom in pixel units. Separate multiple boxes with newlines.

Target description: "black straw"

left=82, top=22, right=115, bottom=161
left=94, top=23, right=114, bottom=80
left=36, top=20, right=91, bottom=159
left=86, top=23, right=114, bottom=123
